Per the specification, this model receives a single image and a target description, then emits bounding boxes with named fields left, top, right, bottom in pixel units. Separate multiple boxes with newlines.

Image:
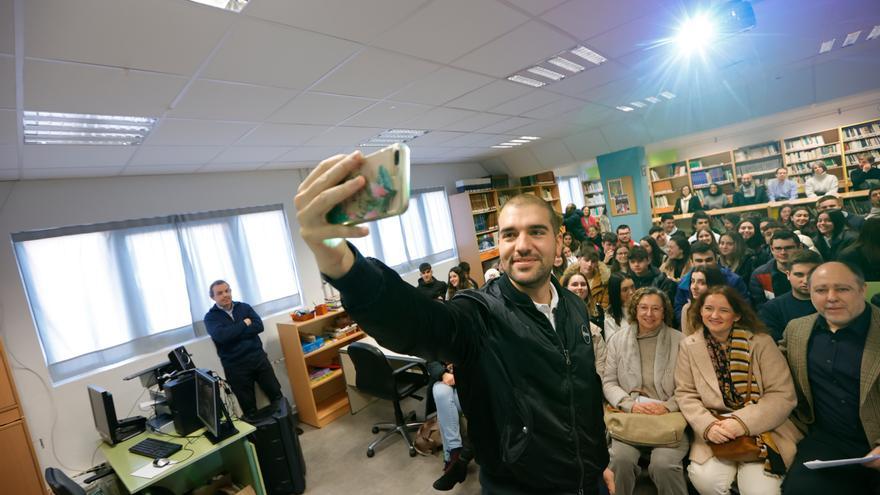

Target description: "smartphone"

left=326, top=143, right=411, bottom=225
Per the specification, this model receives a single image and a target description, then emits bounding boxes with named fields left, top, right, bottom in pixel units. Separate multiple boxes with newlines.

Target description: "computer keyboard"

left=128, top=437, right=182, bottom=459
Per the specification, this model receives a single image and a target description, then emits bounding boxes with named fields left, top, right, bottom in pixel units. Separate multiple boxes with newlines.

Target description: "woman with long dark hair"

left=660, top=237, right=692, bottom=283
left=445, top=266, right=474, bottom=300
left=789, top=206, right=816, bottom=237
left=812, top=209, right=857, bottom=262
left=640, top=235, right=664, bottom=268
left=560, top=270, right=606, bottom=374
left=718, top=232, right=754, bottom=282
left=678, top=266, right=726, bottom=336
left=604, top=273, right=635, bottom=341
left=694, top=227, right=720, bottom=252
left=610, top=245, right=631, bottom=274
left=777, top=204, right=793, bottom=229
left=839, top=217, right=880, bottom=281
left=737, top=218, right=763, bottom=252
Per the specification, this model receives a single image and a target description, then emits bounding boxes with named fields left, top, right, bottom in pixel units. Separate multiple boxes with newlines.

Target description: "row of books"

left=845, top=136, right=880, bottom=152
left=735, top=157, right=783, bottom=175
left=846, top=150, right=880, bottom=166
left=469, top=192, right=493, bottom=211
left=843, top=122, right=880, bottom=138
left=473, top=213, right=495, bottom=232
left=584, top=181, right=603, bottom=194
left=691, top=168, right=733, bottom=187
left=650, top=165, right=688, bottom=181
left=654, top=195, right=670, bottom=208
left=734, top=143, right=780, bottom=162
left=585, top=194, right=606, bottom=206
left=787, top=160, right=837, bottom=175
left=785, top=144, right=839, bottom=163
left=455, top=177, right=492, bottom=193
left=784, top=134, right=827, bottom=151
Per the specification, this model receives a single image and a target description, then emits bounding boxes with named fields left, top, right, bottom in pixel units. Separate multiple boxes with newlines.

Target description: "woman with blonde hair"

left=675, top=286, right=800, bottom=494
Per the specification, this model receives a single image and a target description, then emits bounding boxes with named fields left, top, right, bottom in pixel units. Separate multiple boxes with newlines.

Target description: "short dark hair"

left=458, top=261, right=471, bottom=274
left=649, top=226, right=664, bottom=235
left=617, top=224, right=631, bottom=233
left=763, top=220, right=782, bottom=231
left=660, top=213, right=675, bottom=222
left=776, top=167, right=787, bottom=173
left=816, top=194, right=841, bottom=207
left=724, top=213, right=741, bottom=225
left=869, top=185, right=880, bottom=197
left=209, top=280, right=228, bottom=298
left=578, top=249, right=599, bottom=261
left=500, top=193, right=562, bottom=232
left=691, top=211, right=711, bottom=227
left=691, top=242, right=717, bottom=257
left=770, top=229, right=800, bottom=245
left=783, top=250, right=823, bottom=271
left=628, top=246, right=650, bottom=261
left=602, top=232, right=618, bottom=244
left=419, top=262, right=432, bottom=273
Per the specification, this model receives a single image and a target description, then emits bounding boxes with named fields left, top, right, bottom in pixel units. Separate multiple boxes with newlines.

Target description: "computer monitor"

left=88, top=385, right=117, bottom=445
left=194, top=368, right=237, bottom=443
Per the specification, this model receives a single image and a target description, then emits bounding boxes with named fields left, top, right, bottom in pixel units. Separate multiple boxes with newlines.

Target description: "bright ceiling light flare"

left=616, top=106, right=634, bottom=112
left=674, top=13, right=717, bottom=57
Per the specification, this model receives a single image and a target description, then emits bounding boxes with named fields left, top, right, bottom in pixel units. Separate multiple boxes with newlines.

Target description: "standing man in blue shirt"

left=204, top=280, right=283, bottom=416
left=767, top=167, right=799, bottom=201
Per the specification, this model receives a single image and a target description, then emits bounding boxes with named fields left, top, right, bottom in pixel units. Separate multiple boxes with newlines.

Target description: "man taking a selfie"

left=295, top=151, right=611, bottom=494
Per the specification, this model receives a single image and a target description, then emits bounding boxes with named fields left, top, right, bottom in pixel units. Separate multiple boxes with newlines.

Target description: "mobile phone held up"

left=326, top=143, right=411, bottom=226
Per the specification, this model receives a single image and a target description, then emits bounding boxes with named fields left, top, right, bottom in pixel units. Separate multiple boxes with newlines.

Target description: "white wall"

left=0, top=160, right=485, bottom=473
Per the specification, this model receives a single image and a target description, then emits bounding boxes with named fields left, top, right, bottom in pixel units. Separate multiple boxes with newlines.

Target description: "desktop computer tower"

left=246, top=399, right=306, bottom=495
left=164, top=373, right=202, bottom=436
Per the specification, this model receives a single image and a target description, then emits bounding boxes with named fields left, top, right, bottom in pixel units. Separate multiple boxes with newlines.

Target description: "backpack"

left=413, top=415, right=443, bottom=455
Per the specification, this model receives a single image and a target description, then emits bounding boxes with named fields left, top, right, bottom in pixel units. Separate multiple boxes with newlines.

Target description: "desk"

left=101, top=420, right=265, bottom=494
left=339, top=336, right=425, bottom=414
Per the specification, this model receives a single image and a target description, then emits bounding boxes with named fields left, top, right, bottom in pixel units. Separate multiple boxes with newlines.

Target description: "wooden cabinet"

left=277, top=311, right=364, bottom=428
left=0, top=339, right=44, bottom=494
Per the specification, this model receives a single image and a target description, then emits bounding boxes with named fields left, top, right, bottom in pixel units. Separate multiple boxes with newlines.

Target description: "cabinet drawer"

left=0, top=406, right=21, bottom=426
left=0, top=420, right=44, bottom=495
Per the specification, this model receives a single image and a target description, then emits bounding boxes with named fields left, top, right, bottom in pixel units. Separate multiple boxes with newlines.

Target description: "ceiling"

left=0, top=0, right=879, bottom=180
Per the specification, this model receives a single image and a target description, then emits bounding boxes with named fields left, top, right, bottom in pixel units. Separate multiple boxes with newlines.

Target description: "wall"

left=595, top=147, right=651, bottom=236
left=0, top=160, right=486, bottom=473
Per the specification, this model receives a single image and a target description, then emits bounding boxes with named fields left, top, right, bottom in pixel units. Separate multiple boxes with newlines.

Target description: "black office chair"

left=347, top=342, right=429, bottom=457
left=45, top=468, right=85, bottom=495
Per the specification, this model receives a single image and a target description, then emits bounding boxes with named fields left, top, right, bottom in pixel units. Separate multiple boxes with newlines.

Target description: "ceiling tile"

left=562, top=128, right=612, bottom=159
left=452, top=21, right=574, bottom=77
left=0, top=109, right=16, bottom=146
left=276, top=147, right=348, bottom=162
left=490, top=89, right=561, bottom=116
left=814, top=45, right=880, bottom=103
left=22, top=145, right=135, bottom=168
left=145, top=119, right=255, bottom=146
left=260, top=162, right=312, bottom=171
left=542, top=0, right=666, bottom=41
left=342, top=101, right=431, bottom=127
left=447, top=80, right=533, bottom=111
left=371, top=0, right=528, bottom=63
left=523, top=97, right=590, bottom=119
left=235, top=123, right=329, bottom=147
left=406, top=131, right=467, bottom=147
left=392, top=67, right=494, bottom=105
left=198, top=163, right=263, bottom=173
left=500, top=147, right=540, bottom=175
left=585, top=14, right=673, bottom=60
left=313, top=49, right=439, bottom=99
left=0, top=0, right=12, bottom=55
left=410, top=146, right=459, bottom=160
left=169, top=80, right=296, bottom=121
left=403, top=107, right=476, bottom=129
left=22, top=167, right=124, bottom=179
left=211, top=146, right=291, bottom=164
left=25, top=60, right=187, bottom=116
left=122, top=165, right=201, bottom=176
left=442, top=112, right=509, bottom=132
left=547, top=62, right=632, bottom=98
left=201, top=19, right=360, bottom=90
left=0, top=145, right=17, bottom=169
left=269, top=93, right=375, bottom=125
left=529, top=139, right=575, bottom=168
left=25, top=0, right=233, bottom=75
left=508, top=119, right=583, bottom=139
left=0, top=56, right=13, bottom=109
left=505, top=0, right=568, bottom=16
left=557, top=104, right=619, bottom=128
left=746, top=65, right=816, bottom=118
left=129, top=146, right=224, bottom=166
left=246, top=0, right=430, bottom=44
left=305, top=126, right=384, bottom=146
left=478, top=117, right=535, bottom=134
left=600, top=118, right=652, bottom=152
left=443, top=132, right=503, bottom=147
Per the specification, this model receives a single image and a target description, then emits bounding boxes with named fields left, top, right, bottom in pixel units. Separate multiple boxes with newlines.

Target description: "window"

left=13, top=204, right=300, bottom=384
left=350, top=187, right=457, bottom=273
left=557, top=175, right=585, bottom=209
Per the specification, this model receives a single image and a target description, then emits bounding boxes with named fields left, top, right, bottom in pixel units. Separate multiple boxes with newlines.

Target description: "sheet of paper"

left=804, top=455, right=880, bottom=470
left=636, top=396, right=663, bottom=405
left=130, top=460, right=177, bottom=479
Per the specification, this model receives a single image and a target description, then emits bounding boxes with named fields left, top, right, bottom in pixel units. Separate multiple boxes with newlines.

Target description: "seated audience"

left=804, top=161, right=839, bottom=197
left=602, top=232, right=619, bottom=265
left=552, top=252, right=568, bottom=280
left=659, top=237, right=692, bottom=283
left=587, top=225, right=604, bottom=253
left=458, top=261, right=479, bottom=289
left=815, top=194, right=863, bottom=230
left=562, top=231, right=581, bottom=258
left=778, top=204, right=794, bottom=229
left=673, top=184, right=703, bottom=214
left=679, top=265, right=726, bottom=336
left=839, top=217, right=880, bottom=282
left=610, top=245, right=631, bottom=274
left=722, top=213, right=741, bottom=234
left=640, top=235, right=665, bottom=268
left=812, top=209, right=857, bottom=262
left=718, top=232, right=755, bottom=284
left=780, top=262, right=880, bottom=493
left=661, top=212, right=684, bottom=239
left=789, top=206, right=817, bottom=241
left=428, top=361, right=473, bottom=490
left=445, top=266, right=475, bottom=300
left=688, top=211, right=720, bottom=243
left=676, top=286, right=799, bottom=495
left=758, top=250, right=822, bottom=341
left=702, top=183, right=729, bottom=210
left=694, top=228, right=721, bottom=253
left=563, top=245, right=577, bottom=266
left=754, top=219, right=782, bottom=267
left=628, top=247, right=677, bottom=303
left=605, top=273, right=635, bottom=341
left=733, top=174, right=769, bottom=206
left=737, top=218, right=764, bottom=254
left=416, top=262, right=448, bottom=300
left=850, top=154, right=880, bottom=190
left=649, top=226, right=670, bottom=254
left=749, top=230, right=800, bottom=308
left=576, top=249, right=610, bottom=311
left=561, top=270, right=606, bottom=374
left=767, top=167, right=798, bottom=201
left=674, top=243, right=749, bottom=325
left=603, top=288, right=688, bottom=495
left=866, top=185, right=880, bottom=219
left=617, top=224, right=637, bottom=248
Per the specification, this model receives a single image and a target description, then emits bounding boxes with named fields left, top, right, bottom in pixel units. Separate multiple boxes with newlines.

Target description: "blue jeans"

left=432, top=381, right=462, bottom=461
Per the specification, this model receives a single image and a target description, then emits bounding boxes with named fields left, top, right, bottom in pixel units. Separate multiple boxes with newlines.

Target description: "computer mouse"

left=152, top=458, right=170, bottom=468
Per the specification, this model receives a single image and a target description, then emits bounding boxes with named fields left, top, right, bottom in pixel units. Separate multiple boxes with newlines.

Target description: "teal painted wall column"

left=596, top=146, right=652, bottom=237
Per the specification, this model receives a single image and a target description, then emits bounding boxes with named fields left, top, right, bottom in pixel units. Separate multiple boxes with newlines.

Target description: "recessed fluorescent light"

left=547, top=57, right=585, bottom=73
left=491, top=145, right=513, bottom=149
left=520, top=136, right=540, bottom=140
left=659, top=91, right=676, bottom=100
left=630, top=101, right=647, bottom=108
left=645, top=96, right=661, bottom=104
left=843, top=30, right=861, bottom=47
left=570, top=46, right=607, bottom=65
left=868, top=25, right=880, bottom=41
left=616, top=106, right=634, bottom=112
left=500, top=142, right=523, bottom=146
left=507, top=75, right=546, bottom=88
left=510, top=139, right=530, bottom=143
left=186, top=0, right=248, bottom=13
left=819, top=39, right=835, bottom=53
left=22, top=110, right=155, bottom=145
left=527, top=66, right=565, bottom=81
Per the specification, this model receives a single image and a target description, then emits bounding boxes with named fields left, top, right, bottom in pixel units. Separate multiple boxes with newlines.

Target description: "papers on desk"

left=131, top=460, right=177, bottom=479
left=804, top=455, right=880, bottom=470
left=635, top=396, right=663, bottom=405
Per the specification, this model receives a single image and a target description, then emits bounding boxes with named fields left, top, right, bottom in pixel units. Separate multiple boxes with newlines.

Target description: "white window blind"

left=13, top=204, right=301, bottom=384
left=557, top=175, right=585, bottom=209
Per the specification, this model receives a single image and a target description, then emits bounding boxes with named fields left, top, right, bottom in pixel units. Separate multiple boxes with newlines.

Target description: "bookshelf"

left=842, top=118, right=880, bottom=186
left=449, top=172, right=561, bottom=280
left=648, top=161, right=691, bottom=214
left=277, top=310, right=365, bottom=428
left=583, top=179, right=605, bottom=217
left=782, top=128, right=844, bottom=193
left=689, top=151, right=736, bottom=202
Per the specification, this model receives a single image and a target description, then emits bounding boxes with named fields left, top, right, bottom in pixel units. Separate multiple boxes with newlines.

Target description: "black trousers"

left=222, top=353, right=283, bottom=415
left=783, top=429, right=880, bottom=495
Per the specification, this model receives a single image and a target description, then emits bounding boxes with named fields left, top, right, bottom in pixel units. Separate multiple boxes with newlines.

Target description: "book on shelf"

left=676, top=165, right=687, bottom=176
left=585, top=194, right=606, bottom=206
left=585, top=182, right=603, bottom=194
left=785, top=134, right=826, bottom=151
left=734, top=143, right=780, bottom=162
left=843, top=121, right=880, bottom=138
left=845, top=137, right=880, bottom=152
left=846, top=150, right=880, bottom=166
left=470, top=194, right=490, bottom=211
left=478, top=232, right=498, bottom=251
left=654, top=196, right=669, bottom=208
left=786, top=144, right=839, bottom=163
left=650, top=169, right=660, bottom=181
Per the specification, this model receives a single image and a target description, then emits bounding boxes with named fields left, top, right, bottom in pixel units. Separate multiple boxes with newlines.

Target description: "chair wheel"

left=367, top=448, right=375, bottom=458
left=371, top=426, right=379, bottom=434
left=409, top=447, right=417, bottom=457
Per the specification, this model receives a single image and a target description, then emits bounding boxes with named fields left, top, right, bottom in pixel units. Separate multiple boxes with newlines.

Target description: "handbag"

left=604, top=405, right=688, bottom=448
left=708, top=359, right=763, bottom=463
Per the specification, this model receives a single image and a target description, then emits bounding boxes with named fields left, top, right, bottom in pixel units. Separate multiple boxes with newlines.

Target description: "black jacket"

left=417, top=277, right=448, bottom=300
left=733, top=185, right=768, bottom=206
left=757, top=293, right=816, bottom=342
left=749, top=258, right=791, bottom=309
left=813, top=230, right=857, bottom=262
left=563, top=210, right=588, bottom=242
left=672, top=195, right=704, bottom=214
left=328, top=247, right=608, bottom=492
left=839, top=245, right=880, bottom=282
left=851, top=167, right=880, bottom=190
left=630, top=265, right=677, bottom=303
left=204, top=302, right=265, bottom=365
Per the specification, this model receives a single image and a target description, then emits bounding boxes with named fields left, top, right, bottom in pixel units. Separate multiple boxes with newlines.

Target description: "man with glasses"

left=672, top=243, right=749, bottom=324
left=750, top=230, right=800, bottom=309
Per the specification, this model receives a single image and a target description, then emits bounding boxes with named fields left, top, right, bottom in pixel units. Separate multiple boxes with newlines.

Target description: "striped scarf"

left=704, top=328, right=786, bottom=475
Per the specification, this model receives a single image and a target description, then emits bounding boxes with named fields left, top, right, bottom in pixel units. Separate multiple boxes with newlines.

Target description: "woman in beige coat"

left=675, top=286, right=800, bottom=495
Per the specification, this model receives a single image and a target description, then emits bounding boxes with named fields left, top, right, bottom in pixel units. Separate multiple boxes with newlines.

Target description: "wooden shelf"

left=785, top=153, right=841, bottom=166
left=689, top=162, right=733, bottom=171
left=734, top=153, right=782, bottom=164
left=845, top=143, right=880, bottom=154
left=475, top=227, right=498, bottom=235
left=479, top=247, right=499, bottom=261
left=310, top=369, right=344, bottom=390
left=315, top=392, right=351, bottom=427
left=471, top=207, right=497, bottom=214
left=843, top=131, right=880, bottom=142
left=785, top=141, right=840, bottom=153
left=304, top=330, right=365, bottom=361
